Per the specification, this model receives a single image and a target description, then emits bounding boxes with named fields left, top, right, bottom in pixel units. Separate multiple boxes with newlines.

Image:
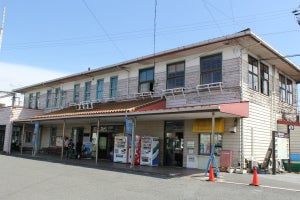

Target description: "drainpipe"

left=239, top=47, right=245, bottom=169
left=130, top=117, right=136, bottom=168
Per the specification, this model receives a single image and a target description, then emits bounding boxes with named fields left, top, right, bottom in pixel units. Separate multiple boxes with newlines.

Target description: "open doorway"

left=164, top=121, right=184, bottom=167
left=0, top=125, right=5, bottom=151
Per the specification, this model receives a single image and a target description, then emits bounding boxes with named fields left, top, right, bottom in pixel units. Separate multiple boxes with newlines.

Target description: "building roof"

left=13, top=29, right=300, bottom=93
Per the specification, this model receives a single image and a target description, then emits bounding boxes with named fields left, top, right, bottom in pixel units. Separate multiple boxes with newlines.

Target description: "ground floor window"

left=199, top=133, right=222, bottom=156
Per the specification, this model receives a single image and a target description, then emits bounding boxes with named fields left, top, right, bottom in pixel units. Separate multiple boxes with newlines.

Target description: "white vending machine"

left=140, top=136, right=159, bottom=166
left=113, top=136, right=128, bottom=163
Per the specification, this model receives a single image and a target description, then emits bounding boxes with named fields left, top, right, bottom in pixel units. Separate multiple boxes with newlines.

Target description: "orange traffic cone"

left=207, top=164, right=216, bottom=181
left=250, top=167, right=259, bottom=186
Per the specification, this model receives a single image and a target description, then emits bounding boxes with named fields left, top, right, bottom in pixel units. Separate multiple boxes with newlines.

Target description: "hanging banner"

left=125, top=117, right=134, bottom=136
left=33, top=122, right=39, bottom=135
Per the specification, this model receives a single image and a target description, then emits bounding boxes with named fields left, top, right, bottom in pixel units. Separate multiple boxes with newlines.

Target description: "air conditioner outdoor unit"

left=229, top=126, right=237, bottom=133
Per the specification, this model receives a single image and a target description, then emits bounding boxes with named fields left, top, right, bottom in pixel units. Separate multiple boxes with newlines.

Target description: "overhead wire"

left=80, top=0, right=126, bottom=60
left=1, top=6, right=299, bottom=51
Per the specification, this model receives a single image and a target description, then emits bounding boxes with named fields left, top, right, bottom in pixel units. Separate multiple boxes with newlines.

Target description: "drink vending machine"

left=113, top=136, right=128, bottom=163
left=140, top=136, right=159, bottom=166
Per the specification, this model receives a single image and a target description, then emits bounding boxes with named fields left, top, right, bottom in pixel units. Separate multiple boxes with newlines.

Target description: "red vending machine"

left=128, top=135, right=141, bottom=165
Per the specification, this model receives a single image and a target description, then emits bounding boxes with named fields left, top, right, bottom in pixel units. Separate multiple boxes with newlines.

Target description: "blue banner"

left=125, top=117, right=134, bottom=136
left=33, top=122, right=39, bottom=135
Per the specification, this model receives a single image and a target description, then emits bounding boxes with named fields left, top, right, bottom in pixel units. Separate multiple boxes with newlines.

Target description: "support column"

left=21, top=123, right=25, bottom=155
left=61, top=120, right=66, bottom=160
left=130, top=117, right=136, bottom=168
left=96, top=119, right=100, bottom=164
left=211, top=112, right=215, bottom=150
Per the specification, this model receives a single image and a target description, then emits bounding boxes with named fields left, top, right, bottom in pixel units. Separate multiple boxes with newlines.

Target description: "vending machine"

left=113, top=136, right=128, bottom=163
left=140, top=136, right=159, bottom=166
left=128, top=135, right=141, bottom=165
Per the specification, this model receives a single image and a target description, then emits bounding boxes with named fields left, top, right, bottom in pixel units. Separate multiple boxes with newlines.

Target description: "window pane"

left=199, top=134, right=210, bottom=154
left=200, top=54, right=222, bottom=84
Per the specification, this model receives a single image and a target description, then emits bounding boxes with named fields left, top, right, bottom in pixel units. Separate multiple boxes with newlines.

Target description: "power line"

left=80, top=0, right=126, bottom=60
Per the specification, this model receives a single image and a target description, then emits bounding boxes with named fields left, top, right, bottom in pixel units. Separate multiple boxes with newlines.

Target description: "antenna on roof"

left=0, top=7, right=6, bottom=51
left=153, top=0, right=158, bottom=68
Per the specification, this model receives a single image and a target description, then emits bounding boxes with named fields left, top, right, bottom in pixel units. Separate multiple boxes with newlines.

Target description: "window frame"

left=200, top=53, right=222, bottom=84
left=109, top=76, right=118, bottom=99
left=260, top=62, right=269, bottom=96
left=73, top=84, right=80, bottom=103
left=139, top=67, right=154, bottom=93
left=35, top=92, right=40, bottom=109
left=248, top=55, right=259, bottom=91
left=96, top=79, right=104, bottom=101
left=279, top=74, right=286, bottom=102
left=46, top=90, right=52, bottom=108
left=166, top=61, right=185, bottom=89
left=198, top=133, right=223, bottom=156
left=60, top=90, right=67, bottom=107
left=28, top=93, right=33, bottom=109
left=84, top=81, right=92, bottom=102
left=286, top=78, right=293, bottom=105
left=54, top=88, right=60, bottom=107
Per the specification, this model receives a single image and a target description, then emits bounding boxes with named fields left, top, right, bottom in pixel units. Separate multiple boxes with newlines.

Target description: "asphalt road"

left=0, top=155, right=299, bottom=200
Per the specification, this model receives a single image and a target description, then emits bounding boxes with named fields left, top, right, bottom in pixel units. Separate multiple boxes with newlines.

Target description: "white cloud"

left=0, top=62, right=68, bottom=92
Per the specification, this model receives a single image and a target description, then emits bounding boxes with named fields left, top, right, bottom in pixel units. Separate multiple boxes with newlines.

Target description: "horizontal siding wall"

left=135, top=120, right=164, bottom=166
left=242, top=102, right=272, bottom=163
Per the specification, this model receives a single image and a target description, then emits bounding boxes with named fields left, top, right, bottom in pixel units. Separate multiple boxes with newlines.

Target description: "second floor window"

left=73, top=84, right=80, bottom=103
left=248, top=56, right=259, bottom=91
left=200, top=53, right=222, bottom=84
left=287, top=78, right=293, bottom=105
left=35, top=92, right=40, bottom=109
left=96, top=79, right=104, bottom=101
left=167, top=61, right=185, bottom=89
left=139, top=67, right=154, bottom=92
left=84, top=81, right=91, bottom=101
left=279, top=74, right=286, bottom=102
left=54, top=88, right=60, bottom=107
left=260, top=63, right=269, bottom=95
left=46, top=89, right=52, bottom=108
left=28, top=93, right=33, bottom=109
left=60, top=90, right=66, bottom=107
left=109, top=76, right=118, bottom=99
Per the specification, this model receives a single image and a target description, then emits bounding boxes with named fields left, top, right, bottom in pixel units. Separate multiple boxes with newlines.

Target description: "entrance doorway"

left=164, top=121, right=184, bottom=167
left=91, top=125, right=124, bottom=160
left=0, top=125, right=5, bottom=151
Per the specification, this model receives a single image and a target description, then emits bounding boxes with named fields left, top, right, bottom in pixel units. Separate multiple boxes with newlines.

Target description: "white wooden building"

left=2, top=29, right=300, bottom=169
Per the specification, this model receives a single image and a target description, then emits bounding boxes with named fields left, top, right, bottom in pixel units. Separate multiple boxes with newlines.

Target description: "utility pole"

left=292, top=5, right=300, bottom=26
left=0, top=7, right=6, bottom=50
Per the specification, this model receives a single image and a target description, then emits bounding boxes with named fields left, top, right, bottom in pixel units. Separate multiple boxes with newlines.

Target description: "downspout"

left=21, top=123, right=25, bottom=155
left=239, top=47, right=245, bottom=169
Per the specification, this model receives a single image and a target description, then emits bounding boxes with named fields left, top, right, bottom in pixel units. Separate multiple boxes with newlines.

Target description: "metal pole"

left=272, top=131, right=276, bottom=175
left=21, top=123, right=25, bottom=155
left=287, top=125, right=291, bottom=172
left=130, top=117, right=136, bottom=168
left=211, top=112, right=215, bottom=152
left=61, top=120, right=66, bottom=160
left=96, top=119, right=100, bottom=164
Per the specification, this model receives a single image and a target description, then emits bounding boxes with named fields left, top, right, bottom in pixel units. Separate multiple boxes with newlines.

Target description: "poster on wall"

left=274, top=131, right=289, bottom=159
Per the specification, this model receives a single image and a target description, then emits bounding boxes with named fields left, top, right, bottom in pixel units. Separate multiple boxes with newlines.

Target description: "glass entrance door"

left=98, top=134, right=108, bottom=159
left=0, top=125, right=5, bottom=151
left=164, top=121, right=184, bottom=167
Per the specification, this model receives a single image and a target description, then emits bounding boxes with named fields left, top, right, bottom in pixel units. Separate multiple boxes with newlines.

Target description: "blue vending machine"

left=140, top=136, right=159, bottom=166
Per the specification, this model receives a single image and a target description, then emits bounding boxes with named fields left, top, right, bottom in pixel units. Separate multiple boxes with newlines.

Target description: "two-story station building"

left=1, top=29, right=300, bottom=170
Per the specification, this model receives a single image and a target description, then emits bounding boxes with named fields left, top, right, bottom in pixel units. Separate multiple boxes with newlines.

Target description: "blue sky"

left=0, top=0, right=300, bottom=106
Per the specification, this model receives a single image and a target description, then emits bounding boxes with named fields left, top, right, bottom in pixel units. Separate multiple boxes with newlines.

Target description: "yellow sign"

left=192, top=118, right=224, bottom=133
